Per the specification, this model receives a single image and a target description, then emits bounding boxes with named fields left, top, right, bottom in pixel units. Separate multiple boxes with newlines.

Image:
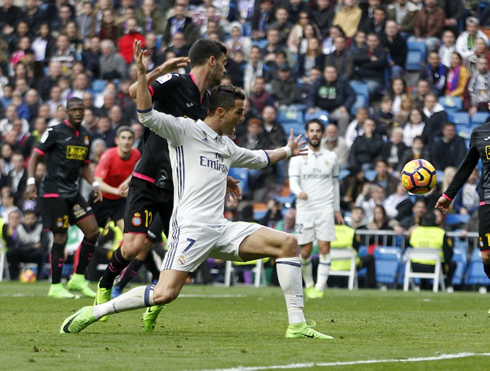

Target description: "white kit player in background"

left=289, top=119, right=344, bottom=299
left=59, top=40, right=334, bottom=340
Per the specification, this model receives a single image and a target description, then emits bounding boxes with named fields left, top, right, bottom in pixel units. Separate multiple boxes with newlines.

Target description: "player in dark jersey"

left=436, top=109, right=490, bottom=285
left=94, top=39, right=233, bottom=323
left=26, top=98, right=102, bottom=299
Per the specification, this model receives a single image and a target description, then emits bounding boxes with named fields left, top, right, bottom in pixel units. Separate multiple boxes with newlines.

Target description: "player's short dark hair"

left=67, top=97, right=83, bottom=109
left=189, top=39, right=227, bottom=67
left=208, top=85, right=245, bottom=115
left=116, top=125, right=134, bottom=137
left=305, top=119, right=325, bottom=133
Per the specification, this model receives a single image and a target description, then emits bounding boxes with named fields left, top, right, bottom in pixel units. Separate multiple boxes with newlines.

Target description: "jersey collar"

left=64, top=120, right=80, bottom=137
left=197, top=120, right=219, bottom=141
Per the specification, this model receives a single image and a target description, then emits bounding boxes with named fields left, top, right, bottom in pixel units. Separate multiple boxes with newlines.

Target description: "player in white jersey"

left=59, top=40, right=333, bottom=340
left=289, top=119, right=344, bottom=299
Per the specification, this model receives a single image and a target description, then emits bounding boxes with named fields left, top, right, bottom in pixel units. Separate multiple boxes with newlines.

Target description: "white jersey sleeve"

left=228, top=140, right=270, bottom=169
left=137, top=108, right=189, bottom=147
left=288, top=155, right=303, bottom=196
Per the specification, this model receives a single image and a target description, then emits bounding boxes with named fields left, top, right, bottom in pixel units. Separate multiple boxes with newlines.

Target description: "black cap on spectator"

left=279, top=63, right=291, bottom=71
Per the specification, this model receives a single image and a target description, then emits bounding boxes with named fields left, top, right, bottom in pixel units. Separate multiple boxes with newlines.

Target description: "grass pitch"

left=1, top=282, right=489, bottom=371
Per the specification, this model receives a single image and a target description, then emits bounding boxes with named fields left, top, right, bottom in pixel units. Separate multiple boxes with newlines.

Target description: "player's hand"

left=298, top=191, right=308, bottom=200
left=134, top=40, right=149, bottom=74
left=118, top=183, right=129, bottom=197
left=26, top=184, right=37, bottom=200
left=334, top=211, right=345, bottom=225
left=157, top=57, right=190, bottom=75
left=287, top=129, right=308, bottom=157
left=226, top=176, right=242, bottom=201
left=435, top=196, right=451, bottom=213
left=93, top=186, right=103, bottom=203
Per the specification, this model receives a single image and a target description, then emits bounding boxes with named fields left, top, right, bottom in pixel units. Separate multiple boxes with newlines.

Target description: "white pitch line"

left=180, top=294, right=247, bottom=298
left=195, top=352, right=490, bottom=371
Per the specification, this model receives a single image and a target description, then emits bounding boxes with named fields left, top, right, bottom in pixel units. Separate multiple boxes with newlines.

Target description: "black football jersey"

left=445, top=122, right=490, bottom=203
left=133, top=73, right=209, bottom=190
left=35, top=121, right=92, bottom=198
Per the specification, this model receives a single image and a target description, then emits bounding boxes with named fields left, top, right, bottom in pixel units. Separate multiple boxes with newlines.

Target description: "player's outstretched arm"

left=266, top=129, right=307, bottom=165
left=82, top=164, right=102, bottom=202
left=26, top=151, right=42, bottom=200
left=134, top=40, right=152, bottom=112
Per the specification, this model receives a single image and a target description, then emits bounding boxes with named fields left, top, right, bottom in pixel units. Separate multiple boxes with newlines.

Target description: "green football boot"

left=285, top=321, right=334, bottom=340
left=60, top=306, right=96, bottom=334
left=94, top=279, right=112, bottom=322
left=48, top=283, right=80, bottom=299
left=67, top=274, right=96, bottom=298
left=142, top=305, right=165, bottom=332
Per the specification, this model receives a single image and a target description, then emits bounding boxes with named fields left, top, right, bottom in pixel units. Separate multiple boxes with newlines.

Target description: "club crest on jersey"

left=57, top=218, right=63, bottom=228
left=132, top=212, right=142, bottom=226
left=177, top=255, right=185, bottom=266
left=324, top=159, right=329, bottom=166
left=84, top=136, right=89, bottom=145
left=156, top=73, right=172, bottom=84
left=480, top=237, right=484, bottom=248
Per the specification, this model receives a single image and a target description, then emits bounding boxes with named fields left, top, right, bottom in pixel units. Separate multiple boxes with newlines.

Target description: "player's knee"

left=86, top=228, right=100, bottom=242
left=53, top=233, right=67, bottom=245
left=121, top=239, right=144, bottom=260
left=153, top=287, right=179, bottom=305
left=281, top=234, right=298, bottom=258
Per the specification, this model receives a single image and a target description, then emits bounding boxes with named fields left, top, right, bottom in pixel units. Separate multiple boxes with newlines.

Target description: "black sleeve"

left=444, top=132, right=480, bottom=200
left=442, top=233, right=454, bottom=263
left=150, top=73, right=180, bottom=103
left=36, top=127, right=56, bottom=155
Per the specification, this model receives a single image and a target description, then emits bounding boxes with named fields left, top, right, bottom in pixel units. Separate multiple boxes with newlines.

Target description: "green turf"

left=1, top=282, right=489, bottom=371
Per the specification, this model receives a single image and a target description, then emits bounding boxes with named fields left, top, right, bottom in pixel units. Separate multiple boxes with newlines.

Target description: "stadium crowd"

left=0, top=0, right=488, bottom=289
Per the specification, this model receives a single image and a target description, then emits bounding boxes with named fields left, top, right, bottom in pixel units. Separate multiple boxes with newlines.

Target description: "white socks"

left=276, top=257, right=306, bottom=324
left=301, top=256, right=314, bottom=288
left=316, top=254, right=331, bottom=291
left=92, top=285, right=155, bottom=320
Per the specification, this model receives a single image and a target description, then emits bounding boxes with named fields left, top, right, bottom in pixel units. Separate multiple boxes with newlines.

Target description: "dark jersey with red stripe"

left=444, top=122, right=490, bottom=203
left=133, top=73, right=209, bottom=190
left=35, top=121, right=92, bottom=198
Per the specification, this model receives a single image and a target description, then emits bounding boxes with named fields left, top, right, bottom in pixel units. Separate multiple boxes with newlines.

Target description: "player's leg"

left=479, top=206, right=490, bottom=280
left=314, top=240, right=331, bottom=296
left=296, top=211, right=317, bottom=298
left=67, top=196, right=100, bottom=297
left=236, top=224, right=333, bottom=339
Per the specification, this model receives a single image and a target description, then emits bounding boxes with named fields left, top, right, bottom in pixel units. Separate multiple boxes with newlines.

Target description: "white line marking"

left=194, top=352, right=490, bottom=371
left=180, top=294, right=247, bottom=298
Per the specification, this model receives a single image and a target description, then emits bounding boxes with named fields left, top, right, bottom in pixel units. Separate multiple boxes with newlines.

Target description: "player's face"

left=116, top=131, right=135, bottom=154
left=222, top=99, right=245, bottom=135
left=306, top=123, right=323, bottom=148
left=211, top=54, right=227, bottom=86
left=66, top=102, right=85, bottom=127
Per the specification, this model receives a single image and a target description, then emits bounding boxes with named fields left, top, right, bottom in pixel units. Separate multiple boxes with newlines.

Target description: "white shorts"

left=295, top=208, right=335, bottom=245
left=162, top=221, right=263, bottom=272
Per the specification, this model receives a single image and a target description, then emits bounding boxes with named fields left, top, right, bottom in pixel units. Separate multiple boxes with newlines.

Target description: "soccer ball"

left=19, top=269, right=37, bottom=283
left=401, top=159, right=437, bottom=195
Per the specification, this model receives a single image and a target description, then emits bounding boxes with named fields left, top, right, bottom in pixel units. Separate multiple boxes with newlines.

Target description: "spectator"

left=397, top=135, right=429, bottom=172
left=269, top=7, right=293, bottom=45
left=307, top=65, right=355, bottom=133
left=358, top=0, right=380, bottom=31
left=261, top=106, right=287, bottom=148
left=372, top=96, right=395, bottom=137
left=438, top=0, right=464, bottom=35
left=322, top=123, right=350, bottom=168
left=4, top=210, right=28, bottom=280
left=295, top=66, right=322, bottom=104
left=387, top=0, right=418, bottom=35
left=298, top=37, right=325, bottom=82
left=271, top=64, right=296, bottom=108
left=100, top=39, right=127, bottom=80
left=287, top=13, right=321, bottom=55
left=388, top=78, right=407, bottom=115
left=355, top=183, right=385, bottom=223
left=413, top=0, right=445, bottom=52
left=452, top=168, right=480, bottom=219
left=456, top=17, right=489, bottom=61
left=311, top=0, right=335, bottom=39
left=109, top=105, right=128, bottom=128
left=1, top=84, right=13, bottom=108
left=118, top=18, right=146, bottom=64
left=51, top=3, right=74, bottom=36
left=236, top=117, right=273, bottom=150
left=411, top=79, right=431, bottom=110
left=0, top=104, right=29, bottom=135
left=98, top=87, right=118, bottom=115
left=430, top=122, right=467, bottom=171
left=249, top=77, right=275, bottom=114
left=21, top=0, right=48, bottom=35
left=383, top=182, right=413, bottom=221
left=333, top=0, right=362, bottom=38
left=243, top=46, right=268, bottom=95
left=38, top=61, right=62, bottom=101
left=0, top=0, right=23, bottom=33
left=439, top=29, right=456, bottom=68
left=46, top=86, right=67, bottom=116
left=372, top=158, right=399, bottom=196
left=422, top=93, right=448, bottom=144
left=98, top=9, right=119, bottom=45
left=7, top=151, right=26, bottom=205
left=349, top=118, right=384, bottom=171
left=380, top=128, right=408, bottom=171
left=464, top=56, right=490, bottom=117
left=467, top=38, right=490, bottom=74
left=136, top=0, right=165, bottom=35
left=325, top=36, right=354, bottom=80
left=226, top=22, right=252, bottom=58
left=420, top=51, right=448, bottom=97
left=131, top=122, right=144, bottom=153
left=76, top=1, right=95, bottom=38
left=262, top=26, right=294, bottom=69
left=403, top=108, right=426, bottom=147
left=257, top=198, right=283, bottom=228
left=96, top=115, right=116, bottom=148
left=90, top=138, right=108, bottom=164
left=1, top=192, right=18, bottom=221
left=345, top=107, right=369, bottom=147
left=322, top=25, right=345, bottom=55
left=395, top=199, right=427, bottom=236
left=368, top=204, right=393, bottom=240
left=251, top=0, right=275, bottom=41
left=351, top=30, right=368, bottom=58
left=363, top=6, right=388, bottom=40
left=354, top=33, right=389, bottom=97
left=381, top=20, right=407, bottom=79
left=341, top=168, right=369, bottom=211
left=165, top=32, right=190, bottom=59
left=48, top=105, right=66, bottom=127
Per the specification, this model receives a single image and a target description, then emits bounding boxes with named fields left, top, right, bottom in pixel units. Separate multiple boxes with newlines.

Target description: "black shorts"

left=479, top=204, right=490, bottom=252
left=124, top=177, right=173, bottom=238
left=91, top=195, right=126, bottom=228
left=41, top=194, right=94, bottom=233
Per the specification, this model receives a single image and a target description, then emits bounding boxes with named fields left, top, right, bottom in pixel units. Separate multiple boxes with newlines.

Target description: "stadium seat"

left=350, top=82, right=369, bottom=115
left=471, top=112, right=489, bottom=126
left=435, top=170, right=444, bottom=183
left=405, top=41, right=426, bottom=71
left=329, top=248, right=358, bottom=290
left=304, top=110, right=329, bottom=123
left=451, top=112, right=470, bottom=126
left=228, top=167, right=249, bottom=196
left=403, top=248, right=446, bottom=293
left=374, top=246, right=402, bottom=286
left=456, top=124, right=472, bottom=139
left=281, top=122, right=305, bottom=136
left=451, top=247, right=467, bottom=286
left=364, top=169, right=377, bottom=181
left=252, top=39, right=268, bottom=49
left=438, top=96, right=463, bottom=111
left=92, top=79, right=107, bottom=94
left=445, top=213, right=471, bottom=226
left=277, top=109, right=304, bottom=126
left=465, top=249, right=490, bottom=286
left=224, top=260, right=267, bottom=287
left=339, top=169, right=350, bottom=180
left=275, top=194, right=296, bottom=208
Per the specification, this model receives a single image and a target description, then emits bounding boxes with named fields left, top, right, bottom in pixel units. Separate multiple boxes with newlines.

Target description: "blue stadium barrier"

left=281, top=122, right=305, bottom=136
left=252, top=39, right=268, bottom=49
left=451, top=112, right=470, bottom=126
left=304, top=110, right=329, bottom=123
left=438, top=96, right=463, bottom=111
left=435, top=170, right=444, bottom=183
left=92, top=79, right=107, bottom=94
left=364, top=169, right=377, bottom=181
left=339, top=169, right=350, bottom=180
left=253, top=210, right=267, bottom=220
left=456, top=124, right=472, bottom=139
left=465, top=249, right=490, bottom=286
left=471, top=112, right=489, bottom=126
left=445, top=214, right=471, bottom=226
left=277, top=109, right=304, bottom=126
left=275, top=194, right=296, bottom=208
left=405, top=41, right=426, bottom=71
left=374, top=246, right=402, bottom=285
left=451, top=247, right=467, bottom=286
left=228, top=167, right=249, bottom=196
left=350, top=82, right=369, bottom=115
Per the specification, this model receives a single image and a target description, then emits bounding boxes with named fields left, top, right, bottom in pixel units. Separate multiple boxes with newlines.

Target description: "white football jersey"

left=138, top=109, right=269, bottom=226
left=289, top=148, right=340, bottom=212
